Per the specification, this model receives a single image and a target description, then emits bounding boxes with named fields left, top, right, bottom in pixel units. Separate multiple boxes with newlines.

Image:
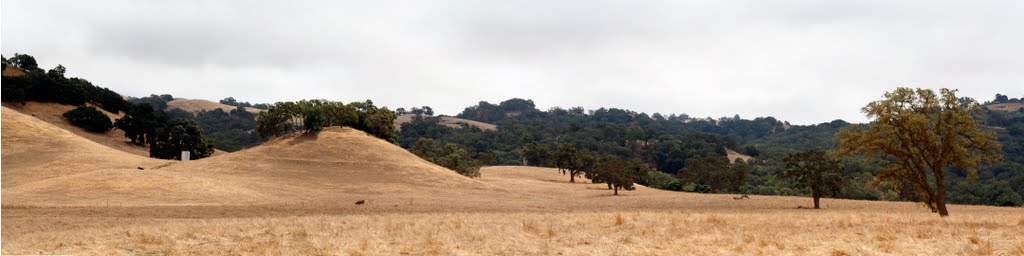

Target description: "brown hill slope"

left=166, top=98, right=263, bottom=114
left=726, top=148, right=754, bottom=163
left=987, top=102, right=1024, bottom=112
left=1, top=66, right=27, bottom=77
left=1, top=106, right=174, bottom=204
left=176, top=127, right=501, bottom=200
left=2, top=102, right=148, bottom=156
left=394, top=114, right=498, bottom=131
left=2, top=112, right=504, bottom=207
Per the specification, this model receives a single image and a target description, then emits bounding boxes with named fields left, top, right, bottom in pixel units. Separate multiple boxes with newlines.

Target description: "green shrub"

left=63, top=106, right=113, bottom=133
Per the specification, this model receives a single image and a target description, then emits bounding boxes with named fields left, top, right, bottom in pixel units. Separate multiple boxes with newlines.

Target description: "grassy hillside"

left=166, top=98, right=264, bottom=115
left=394, top=114, right=497, bottom=131
left=2, top=102, right=148, bottom=156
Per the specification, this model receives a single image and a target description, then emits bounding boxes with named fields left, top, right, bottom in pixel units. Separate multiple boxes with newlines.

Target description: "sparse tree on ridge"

left=48, top=65, right=66, bottom=77
left=836, top=87, right=1002, bottom=217
left=782, top=150, right=846, bottom=209
left=8, top=53, right=38, bottom=70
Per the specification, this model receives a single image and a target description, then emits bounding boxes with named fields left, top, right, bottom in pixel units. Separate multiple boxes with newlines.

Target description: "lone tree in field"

left=782, top=150, right=845, bottom=209
left=836, top=88, right=1001, bottom=217
left=554, top=144, right=589, bottom=182
left=588, top=155, right=644, bottom=195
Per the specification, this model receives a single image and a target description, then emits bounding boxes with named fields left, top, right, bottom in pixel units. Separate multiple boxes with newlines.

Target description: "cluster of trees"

left=523, top=143, right=646, bottom=195
left=256, top=100, right=397, bottom=142
left=989, top=94, right=1023, bottom=104
left=220, top=97, right=271, bottom=110
left=149, top=119, right=215, bottom=160
left=115, top=100, right=215, bottom=160
left=678, top=154, right=749, bottom=193
left=410, top=138, right=481, bottom=177
left=128, top=94, right=174, bottom=111
left=2, top=54, right=128, bottom=113
left=395, top=106, right=434, bottom=116
left=168, top=106, right=265, bottom=151
left=455, top=98, right=537, bottom=123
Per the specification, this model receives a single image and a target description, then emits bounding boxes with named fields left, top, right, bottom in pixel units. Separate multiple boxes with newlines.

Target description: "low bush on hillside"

left=63, top=106, right=113, bottom=133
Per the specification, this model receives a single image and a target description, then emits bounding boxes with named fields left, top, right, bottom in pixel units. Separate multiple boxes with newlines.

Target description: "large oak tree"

left=836, top=88, right=1001, bottom=217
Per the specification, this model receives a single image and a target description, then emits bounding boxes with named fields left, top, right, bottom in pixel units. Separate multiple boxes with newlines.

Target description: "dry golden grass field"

left=3, top=106, right=1024, bottom=255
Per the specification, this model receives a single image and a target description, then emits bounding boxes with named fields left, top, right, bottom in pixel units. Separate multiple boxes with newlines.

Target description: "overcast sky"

left=3, top=1, right=1023, bottom=124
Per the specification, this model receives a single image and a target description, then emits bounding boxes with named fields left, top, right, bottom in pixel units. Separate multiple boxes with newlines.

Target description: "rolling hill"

left=1, top=108, right=507, bottom=207
left=165, top=98, right=264, bottom=114
left=394, top=114, right=497, bottom=131
left=987, top=102, right=1024, bottom=112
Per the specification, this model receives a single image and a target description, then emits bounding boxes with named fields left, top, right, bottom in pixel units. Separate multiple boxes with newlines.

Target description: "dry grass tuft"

left=706, top=214, right=725, bottom=224
left=1012, top=243, right=1024, bottom=255
left=831, top=249, right=851, bottom=256
left=615, top=213, right=625, bottom=225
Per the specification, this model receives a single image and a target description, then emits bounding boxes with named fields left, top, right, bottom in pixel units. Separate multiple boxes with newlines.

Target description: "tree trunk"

left=569, top=170, right=576, bottom=183
left=813, top=194, right=821, bottom=209
left=935, top=180, right=950, bottom=217
left=614, top=185, right=619, bottom=195
left=933, top=164, right=950, bottom=217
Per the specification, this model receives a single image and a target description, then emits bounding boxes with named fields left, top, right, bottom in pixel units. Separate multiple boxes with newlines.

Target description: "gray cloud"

left=3, top=0, right=1023, bottom=124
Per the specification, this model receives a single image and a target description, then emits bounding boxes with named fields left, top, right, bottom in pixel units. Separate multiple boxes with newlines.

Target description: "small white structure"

left=181, top=151, right=191, bottom=161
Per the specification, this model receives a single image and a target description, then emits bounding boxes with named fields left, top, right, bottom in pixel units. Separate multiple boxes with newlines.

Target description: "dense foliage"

left=62, top=106, right=113, bottom=133
left=167, top=106, right=265, bottom=152
left=115, top=103, right=168, bottom=145
left=149, top=119, right=215, bottom=160
left=2, top=54, right=128, bottom=113
left=410, top=138, right=481, bottom=177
